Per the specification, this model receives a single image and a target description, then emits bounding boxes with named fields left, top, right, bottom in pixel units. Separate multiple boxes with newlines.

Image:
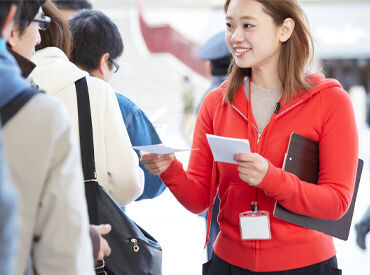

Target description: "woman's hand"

left=140, top=152, right=175, bottom=175
left=234, top=153, right=269, bottom=186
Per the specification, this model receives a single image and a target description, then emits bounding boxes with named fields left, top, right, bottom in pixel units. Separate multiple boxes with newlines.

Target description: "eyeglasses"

left=32, top=15, right=51, bottom=31
left=108, top=57, right=120, bottom=73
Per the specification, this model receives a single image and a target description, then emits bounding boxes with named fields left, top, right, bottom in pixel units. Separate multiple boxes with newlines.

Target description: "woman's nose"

left=231, top=26, right=244, bottom=43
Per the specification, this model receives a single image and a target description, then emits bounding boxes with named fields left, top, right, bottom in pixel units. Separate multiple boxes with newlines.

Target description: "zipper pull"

left=131, top=238, right=140, bottom=252
left=257, top=132, right=262, bottom=143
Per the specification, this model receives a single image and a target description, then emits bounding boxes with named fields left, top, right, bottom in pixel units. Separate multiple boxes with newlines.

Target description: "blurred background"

left=89, top=0, right=370, bottom=274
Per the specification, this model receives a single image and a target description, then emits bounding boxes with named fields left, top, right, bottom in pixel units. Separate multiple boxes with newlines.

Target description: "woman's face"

left=225, top=0, right=283, bottom=70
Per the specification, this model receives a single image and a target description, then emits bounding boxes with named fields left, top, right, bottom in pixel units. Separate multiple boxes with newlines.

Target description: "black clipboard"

left=273, top=133, right=363, bottom=240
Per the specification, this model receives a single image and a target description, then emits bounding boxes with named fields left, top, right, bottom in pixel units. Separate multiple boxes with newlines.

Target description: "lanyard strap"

left=247, top=76, right=254, bottom=152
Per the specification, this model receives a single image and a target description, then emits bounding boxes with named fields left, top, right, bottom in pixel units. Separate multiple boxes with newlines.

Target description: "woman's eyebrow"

left=226, top=15, right=257, bottom=21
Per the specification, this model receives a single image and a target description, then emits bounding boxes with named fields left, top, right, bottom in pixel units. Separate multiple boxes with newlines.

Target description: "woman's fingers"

left=140, top=153, right=175, bottom=175
left=235, top=153, right=269, bottom=186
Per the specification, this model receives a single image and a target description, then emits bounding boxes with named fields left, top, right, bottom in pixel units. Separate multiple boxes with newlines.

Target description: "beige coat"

left=2, top=94, right=95, bottom=275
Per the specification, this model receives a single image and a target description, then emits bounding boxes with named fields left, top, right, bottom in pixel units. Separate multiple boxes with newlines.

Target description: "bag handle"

left=75, top=77, right=96, bottom=181
left=75, top=77, right=99, bottom=225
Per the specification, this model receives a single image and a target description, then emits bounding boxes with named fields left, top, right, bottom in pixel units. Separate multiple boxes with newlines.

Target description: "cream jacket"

left=2, top=94, right=95, bottom=275
left=31, top=47, right=144, bottom=205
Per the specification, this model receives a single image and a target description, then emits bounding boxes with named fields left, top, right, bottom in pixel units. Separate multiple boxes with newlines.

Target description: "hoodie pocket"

left=218, top=183, right=253, bottom=227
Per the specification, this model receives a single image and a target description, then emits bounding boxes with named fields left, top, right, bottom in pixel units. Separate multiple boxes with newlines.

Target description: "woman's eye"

left=226, top=23, right=232, bottom=28
left=244, top=24, right=252, bottom=29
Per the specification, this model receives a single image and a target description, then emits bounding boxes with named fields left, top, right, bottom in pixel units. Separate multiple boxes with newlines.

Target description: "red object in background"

left=137, top=3, right=210, bottom=78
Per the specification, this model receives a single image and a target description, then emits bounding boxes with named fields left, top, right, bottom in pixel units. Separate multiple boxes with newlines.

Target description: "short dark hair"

left=52, top=0, right=92, bottom=11
left=69, top=10, right=123, bottom=71
left=17, top=0, right=46, bottom=35
left=211, top=55, right=232, bottom=76
left=36, top=0, right=73, bottom=59
left=0, top=0, right=23, bottom=34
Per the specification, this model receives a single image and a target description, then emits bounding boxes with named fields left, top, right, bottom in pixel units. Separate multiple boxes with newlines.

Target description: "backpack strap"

left=0, top=88, right=39, bottom=126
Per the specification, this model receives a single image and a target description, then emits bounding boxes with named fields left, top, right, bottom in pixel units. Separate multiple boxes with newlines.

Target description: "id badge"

left=239, top=202, right=271, bottom=240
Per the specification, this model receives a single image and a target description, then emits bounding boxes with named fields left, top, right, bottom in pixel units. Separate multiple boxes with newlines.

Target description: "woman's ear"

left=279, top=18, right=295, bottom=43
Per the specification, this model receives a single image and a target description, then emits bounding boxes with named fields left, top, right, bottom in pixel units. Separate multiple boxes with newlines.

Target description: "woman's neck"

left=251, top=63, right=282, bottom=91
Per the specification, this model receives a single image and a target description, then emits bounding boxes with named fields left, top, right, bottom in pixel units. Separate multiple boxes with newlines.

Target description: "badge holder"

left=239, top=202, right=271, bottom=240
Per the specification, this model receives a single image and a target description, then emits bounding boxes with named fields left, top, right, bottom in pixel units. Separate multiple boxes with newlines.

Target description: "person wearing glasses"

left=2, top=0, right=97, bottom=274
left=7, top=1, right=50, bottom=63
left=29, top=1, right=145, bottom=208
left=68, top=9, right=166, bottom=202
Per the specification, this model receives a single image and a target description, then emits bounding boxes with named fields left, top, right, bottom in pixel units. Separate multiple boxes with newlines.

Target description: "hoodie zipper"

left=232, top=98, right=305, bottom=151
left=231, top=105, right=258, bottom=136
left=231, top=105, right=269, bottom=148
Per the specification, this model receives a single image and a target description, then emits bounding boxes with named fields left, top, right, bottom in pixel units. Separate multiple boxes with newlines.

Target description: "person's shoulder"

left=116, top=93, right=136, bottom=107
left=116, top=93, right=140, bottom=113
left=86, top=76, right=115, bottom=95
left=85, top=76, right=118, bottom=110
left=22, top=91, right=73, bottom=130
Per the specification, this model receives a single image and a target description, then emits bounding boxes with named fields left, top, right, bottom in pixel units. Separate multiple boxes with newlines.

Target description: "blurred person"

left=0, top=2, right=22, bottom=273
left=355, top=207, right=370, bottom=250
left=30, top=2, right=144, bottom=207
left=196, top=31, right=232, bottom=113
left=52, top=0, right=91, bottom=20
left=197, top=31, right=232, bottom=261
left=68, top=9, right=166, bottom=201
left=2, top=0, right=96, bottom=274
left=141, top=0, right=358, bottom=274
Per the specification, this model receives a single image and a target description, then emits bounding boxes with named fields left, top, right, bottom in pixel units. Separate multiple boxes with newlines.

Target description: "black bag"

left=75, top=78, right=163, bottom=275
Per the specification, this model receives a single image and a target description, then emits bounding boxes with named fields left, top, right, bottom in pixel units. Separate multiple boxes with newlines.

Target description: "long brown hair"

left=36, top=0, right=73, bottom=59
left=224, top=0, right=315, bottom=104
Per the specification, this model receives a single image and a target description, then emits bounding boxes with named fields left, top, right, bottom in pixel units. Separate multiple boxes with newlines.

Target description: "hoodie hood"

left=270, top=73, right=344, bottom=118
left=0, top=48, right=31, bottom=110
left=300, top=73, right=343, bottom=101
left=30, top=47, right=88, bottom=95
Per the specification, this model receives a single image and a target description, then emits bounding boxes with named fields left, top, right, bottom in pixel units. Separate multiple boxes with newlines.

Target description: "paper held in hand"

left=132, top=144, right=194, bottom=154
left=206, top=134, right=251, bottom=164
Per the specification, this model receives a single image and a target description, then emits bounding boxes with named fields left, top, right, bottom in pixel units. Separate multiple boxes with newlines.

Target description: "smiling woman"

left=224, top=0, right=314, bottom=104
left=140, top=0, right=359, bottom=274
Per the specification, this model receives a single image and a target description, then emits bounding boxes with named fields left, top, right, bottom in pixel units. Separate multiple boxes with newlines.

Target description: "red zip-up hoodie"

left=160, top=74, right=358, bottom=272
